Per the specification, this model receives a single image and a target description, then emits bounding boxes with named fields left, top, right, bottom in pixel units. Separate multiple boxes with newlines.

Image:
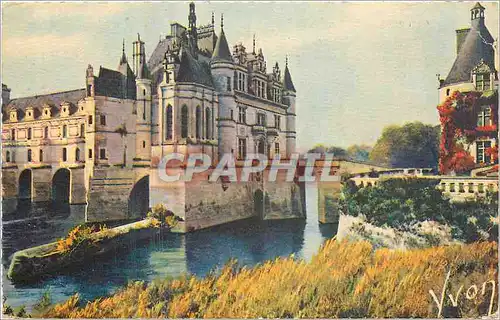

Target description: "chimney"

left=2, top=83, right=11, bottom=106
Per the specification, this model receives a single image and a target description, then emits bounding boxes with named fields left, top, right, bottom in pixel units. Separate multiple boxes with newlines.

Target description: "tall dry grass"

left=42, top=239, right=498, bottom=318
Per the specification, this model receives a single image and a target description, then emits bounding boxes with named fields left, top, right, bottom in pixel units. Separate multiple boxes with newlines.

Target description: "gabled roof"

left=283, top=65, right=296, bottom=92
left=95, top=67, right=137, bottom=100
left=443, top=14, right=496, bottom=86
left=177, top=46, right=214, bottom=87
left=212, top=29, right=232, bottom=62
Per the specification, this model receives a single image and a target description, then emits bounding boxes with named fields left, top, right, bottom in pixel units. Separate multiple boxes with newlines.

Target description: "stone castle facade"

left=1, top=3, right=303, bottom=230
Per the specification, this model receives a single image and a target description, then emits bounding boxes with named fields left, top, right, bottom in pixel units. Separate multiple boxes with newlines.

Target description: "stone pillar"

left=70, top=168, right=87, bottom=204
left=1, top=169, right=18, bottom=215
left=317, top=181, right=342, bottom=224
left=31, top=168, right=52, bottom=204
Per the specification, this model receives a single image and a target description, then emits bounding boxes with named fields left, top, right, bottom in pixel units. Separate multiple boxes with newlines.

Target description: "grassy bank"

left=42, top=239, right=498, bottom=318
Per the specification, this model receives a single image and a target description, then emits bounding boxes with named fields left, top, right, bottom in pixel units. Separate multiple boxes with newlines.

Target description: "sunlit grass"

left=42, top=239, right=498, bottom=318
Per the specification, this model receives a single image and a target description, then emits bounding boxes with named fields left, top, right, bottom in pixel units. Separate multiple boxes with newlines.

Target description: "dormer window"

left=475, top=73, right=491, bottom=91
left=9, top=110, right=17, bottom=122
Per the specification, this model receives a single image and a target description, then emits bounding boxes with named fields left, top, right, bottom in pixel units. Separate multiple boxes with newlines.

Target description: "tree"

left=308, top=144, right=348, bottom=158
left=369, top=122, right=440, bottom=169
left=346, top=144, right=372, bottom=162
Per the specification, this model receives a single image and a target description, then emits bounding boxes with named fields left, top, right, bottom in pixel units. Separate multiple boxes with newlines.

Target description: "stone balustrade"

left=351, top=175, right=498, bottom=202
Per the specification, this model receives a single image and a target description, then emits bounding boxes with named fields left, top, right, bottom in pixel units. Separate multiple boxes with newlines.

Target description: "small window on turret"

left=226, top=76, right=232, bottom=91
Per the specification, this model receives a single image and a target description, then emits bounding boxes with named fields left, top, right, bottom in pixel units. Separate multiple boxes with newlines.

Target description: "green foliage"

left=146, top=204, right=182, bottom=228
left=369, top=122, right=440, bottom=169
left=308, top=144, right=372, bottom=162
left=340, top=178, right=498, bottom=242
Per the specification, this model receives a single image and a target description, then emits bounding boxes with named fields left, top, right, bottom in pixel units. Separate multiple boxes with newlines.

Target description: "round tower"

left=211, top=14, right=237, bottom=158
left=282, top=57, right=297, bottom=157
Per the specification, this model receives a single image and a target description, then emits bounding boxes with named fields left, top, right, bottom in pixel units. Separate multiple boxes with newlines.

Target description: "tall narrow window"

left=142, top=100, right=146, bottom=120
left=196, top=106, right=202, bottom=139
left=88, top=115, right=93, bottom=125
left=165, top=105, right=173, bottom=140
left=88, top=149, right=93, bottom=159
left=39, top=149, right=43, bottom=162
left=27, top=149, right=32, bottom=162
left=62, top=125, right=67, bottom=138
left=274, top=115, right=280, bottom=129
left=44, top=127, right=49, bottom=139
left=11, top=129, right=15, bottom=140
left=142, top=141, right=146, bottom=148
left=100, top=115, right=106, bottom=125
left=99, top=148, right=106, bottom=159
left=275, top=142, right=280, bottom=156
left=6, top=151, right=10, bottom=162
left=226, top=76, right=231, bottom=91
left=62, top=148, right=67, bottom=161
left=181, top=105, right=188, bottom=138
left=75, top=148, right=80, bottom=161
left=476, top=141, right=492, bottom=163
left=27, top=128, right=32, bottom=140
left=205, top=108, right=212, bottom=139
left=80, top=124, right=85, bottom=137
left=238, top=107, right=246, bottom=124
left=238, top=138, right=247, bottom=160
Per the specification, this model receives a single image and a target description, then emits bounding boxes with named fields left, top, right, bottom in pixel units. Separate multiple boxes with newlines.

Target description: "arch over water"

left=52, top=168, right=71, bottom=204
left=128, top=175, right=150, bottom=217
left=254, top=189, right=264, bottom=219
left=18, top=169, right=32, bottom=201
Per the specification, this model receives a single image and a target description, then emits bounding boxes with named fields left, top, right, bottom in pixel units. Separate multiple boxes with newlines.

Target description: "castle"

left=1, top=3, right=303, bottom=230
left=437, top=2, right=498, bottom=176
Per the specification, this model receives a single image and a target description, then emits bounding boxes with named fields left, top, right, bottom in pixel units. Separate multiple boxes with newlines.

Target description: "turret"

left=86, top=64, right=95, bottom=97
left=188, top=2, right=198, bottom=54
left=283, top=57, right=297, bottom=156
left=471, top=2, right=485, bottom=28
left=133, top=33, right=151, bottom=80
left=211, top=14, right=237, bottom=157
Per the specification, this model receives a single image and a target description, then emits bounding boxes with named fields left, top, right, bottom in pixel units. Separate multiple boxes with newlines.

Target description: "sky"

left=1, top=1, right=499, bottom=152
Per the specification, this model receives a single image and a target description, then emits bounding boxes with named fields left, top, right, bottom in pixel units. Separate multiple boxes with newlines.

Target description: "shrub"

left=55, top=224, right=108, bottom=253
left=146, top=204, right=182, bottom=228
left=339, top=178, right=497, bottom=242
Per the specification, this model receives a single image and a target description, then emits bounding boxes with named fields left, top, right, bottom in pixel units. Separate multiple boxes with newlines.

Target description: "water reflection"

left=2, top=186, right=338, bottom=311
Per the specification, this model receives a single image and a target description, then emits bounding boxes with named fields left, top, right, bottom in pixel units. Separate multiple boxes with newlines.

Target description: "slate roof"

left=95, top=66, right=137, bottom=100
left=283, top=66, right=296, bottom=92
left=443, top=15, right=496, bottom=85
left=212, top=29, right=232, bottom=62
left=177, top=46, right=214, bottom=87
left=5, top=89, right=86, bottom=113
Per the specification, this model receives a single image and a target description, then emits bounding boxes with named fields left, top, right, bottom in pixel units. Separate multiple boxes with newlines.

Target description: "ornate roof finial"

left=286, top=55, right=288, bottom=67
left=122, top=39, right=125, bottom=53
left=253, top=34, right=256, bottom=54
left=221, top=13, right=224, bottom=29
left=212, top=11, right=215, bottom=25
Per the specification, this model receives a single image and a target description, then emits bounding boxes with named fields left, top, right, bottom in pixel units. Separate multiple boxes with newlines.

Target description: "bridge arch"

left=18, top=169, right=32, bottom=201
left=52, top=168, right=71, bottom=204
left=128, top=175, right=150, bottom=217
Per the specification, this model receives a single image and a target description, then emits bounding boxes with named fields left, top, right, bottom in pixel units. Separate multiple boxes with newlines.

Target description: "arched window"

left=205, top=107, right=212, bottom=139
left=181, top=105, right=188, bottom=139
left=75, top=148, right=80, bottom=161
left=6, top=151, right=10, bottom=162
left=27, top=128, right=32, bottom=140
left=39, top=149, right=43, bottom=162
left=165, top=105, right=173, bottom=140
left=27, top=149, right=32, bottom=162
left=44, top=127, right=49, bottom=139
left=196, top=106, right=202, bottom=139
left=62, top=125, right=67, bottom=138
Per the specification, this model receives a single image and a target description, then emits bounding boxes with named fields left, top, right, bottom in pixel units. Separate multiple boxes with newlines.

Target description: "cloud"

left=2, top=33, right=88, bottom=59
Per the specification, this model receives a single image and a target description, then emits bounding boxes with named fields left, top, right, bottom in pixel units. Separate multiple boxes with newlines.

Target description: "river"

left=2, top=185, right=337, bottom=311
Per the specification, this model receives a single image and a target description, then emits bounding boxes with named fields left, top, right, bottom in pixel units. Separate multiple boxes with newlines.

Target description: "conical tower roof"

left=283, top=64, right=296, bottom=92
left=443, top=3, right=495, bottom=86
left=212, top=23, right=232, bottom=62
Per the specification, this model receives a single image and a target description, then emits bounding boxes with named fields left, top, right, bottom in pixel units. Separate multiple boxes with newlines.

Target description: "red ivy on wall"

left=437, top=90, right=498, bottom=174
